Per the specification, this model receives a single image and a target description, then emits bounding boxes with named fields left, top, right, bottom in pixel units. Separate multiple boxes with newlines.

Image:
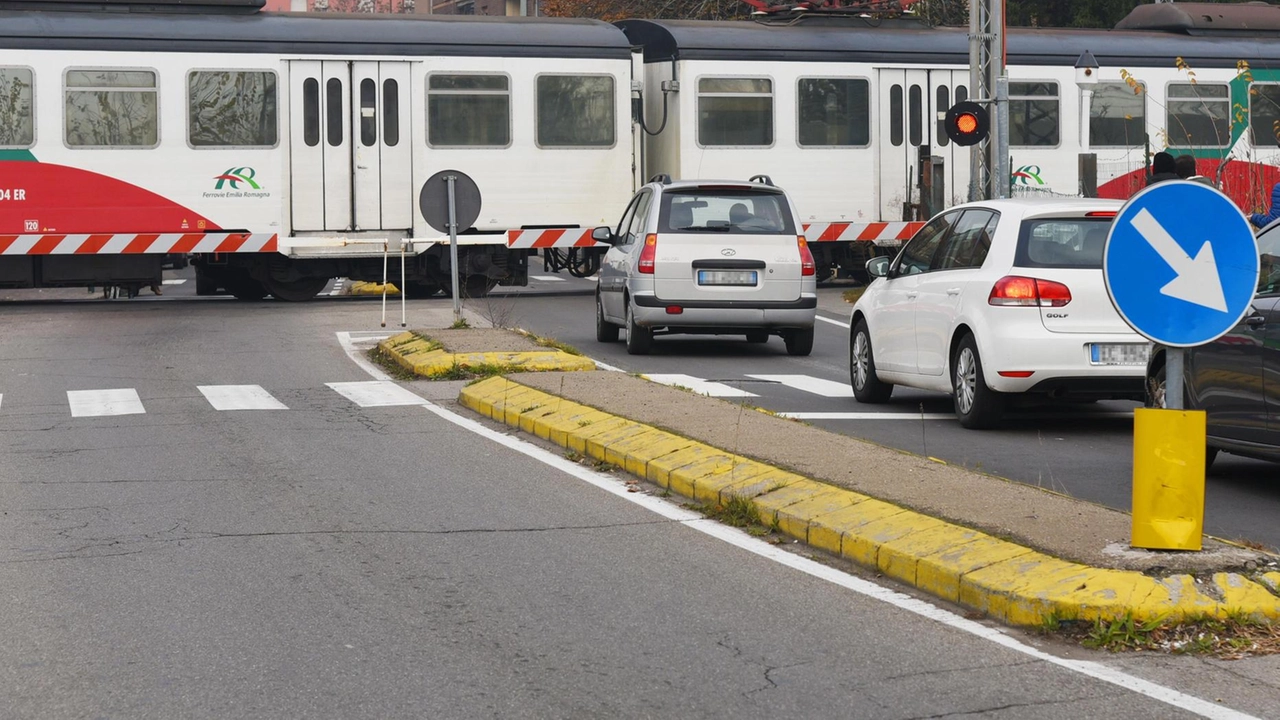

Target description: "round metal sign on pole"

left=419, top=170, right=482, bottom=324
left=420, top=170, right=481, bottom=235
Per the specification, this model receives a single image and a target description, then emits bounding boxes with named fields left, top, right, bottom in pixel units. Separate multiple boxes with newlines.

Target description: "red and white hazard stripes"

left=507, top=222, right=924, bottom=249
left=506, top=228, right=602, bottom=249
left=801, top=221, right=924, bottom=247
left=0, top=233, right=278, bottom=255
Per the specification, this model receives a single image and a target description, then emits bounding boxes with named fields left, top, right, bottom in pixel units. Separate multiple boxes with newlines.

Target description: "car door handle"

left=946, top=287, right=961, bottom=295
left=1246, top=315, right=1267, bottom=328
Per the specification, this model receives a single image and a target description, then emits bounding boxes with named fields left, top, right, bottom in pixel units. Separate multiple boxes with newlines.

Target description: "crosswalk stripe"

left=779, top=411, right=955, bottom=420
left=326, top=381, right=428, bottom=407
left=643, top=374, right=758, bottom=398
left=67, top=388, right=145, bottom=417
left=531, top=275, right=567, bottom=282
left=198, top=385, right=288, bottom=411
left=746, top=374, right=855, bottom=398
left=161, top=279, right=187, bottom=286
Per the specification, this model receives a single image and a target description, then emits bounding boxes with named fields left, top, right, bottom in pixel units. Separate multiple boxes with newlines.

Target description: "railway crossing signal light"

left=944, top=101, right=989, bottom=146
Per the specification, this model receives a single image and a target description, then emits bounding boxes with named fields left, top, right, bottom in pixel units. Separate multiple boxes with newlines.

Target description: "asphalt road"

left=2, top=291, right=1274, bottom=718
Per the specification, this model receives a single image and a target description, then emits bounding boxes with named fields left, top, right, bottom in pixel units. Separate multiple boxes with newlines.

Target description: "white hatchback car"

left=593, top=176, right=818, bottom=355
left=849, top=198, right=1149, bottom=428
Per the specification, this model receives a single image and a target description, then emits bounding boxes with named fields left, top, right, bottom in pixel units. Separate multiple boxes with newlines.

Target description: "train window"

left=1249, top=83, right=1280, bottom=148
left=1166, top=83, right=1229, bottom=148
left=1089, top=82, right=1145, bottom=148
left=64, top=69, right=158, bottom=148
left=360, top=78, right=376, bottom=147
left=428, top=74, right=510, bottom=147
left=956, top=85, right=968, bottom=103
left=697, top=77, right=773, bottom=147
left=383, top=79, right=399, bottom=147
left=1008, top=82, right=1058, bottom=146
left=797, top=78, right=870, bottom=147
left=908, top=84, right=923, bottom=147
left=303, top=79, right=320, bottom=147
left=889, top=84, right=903, bottom=147
left=536, top=75, right=615, bottom=147
left=187, top=71, right=277, bottom=148
left=936, top=86, right=950, bottom=147
left=0, top=68, right=34, bottom=148
left=326, top=78, right=343, bottom=146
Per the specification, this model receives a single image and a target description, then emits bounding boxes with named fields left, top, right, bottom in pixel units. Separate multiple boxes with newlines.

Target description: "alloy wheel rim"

left=852, top=332, right=869, bottom=389
left=955, top=348, right=976, bottom=414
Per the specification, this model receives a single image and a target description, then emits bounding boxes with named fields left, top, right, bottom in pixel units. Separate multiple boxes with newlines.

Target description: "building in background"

left=262, top=0, right=537, bottom=13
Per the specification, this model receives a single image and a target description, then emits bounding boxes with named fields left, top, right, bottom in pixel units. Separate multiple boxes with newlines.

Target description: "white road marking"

left=198, top=385, right=289, bottom=411
left=817, top=315, right=851, bottom=329
left=0, top=393, right=3, bottom=409
left=161, top=279, right=187, bottom=286
left=643, top=373, right=758, bottom=398
left=747, top=374, right=855, bottom=398
left=531, top=275, right=567, bottom=282
left=329, top=278, right=347, bottom=297
left=67, top=388, right=145, bottom=418
left=327, top=380, right=429, bottom=408
left=780, top=411, right=956, bottom=421
left=333, top=330, right=1254, bottom=720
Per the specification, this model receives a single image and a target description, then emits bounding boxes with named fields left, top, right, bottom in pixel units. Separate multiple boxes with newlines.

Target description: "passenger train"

left=1, top=0, right=1279, bottom=299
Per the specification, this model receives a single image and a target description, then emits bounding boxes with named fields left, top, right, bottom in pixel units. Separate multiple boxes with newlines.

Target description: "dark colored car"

left=1145, top=218, right=1280, bottom=467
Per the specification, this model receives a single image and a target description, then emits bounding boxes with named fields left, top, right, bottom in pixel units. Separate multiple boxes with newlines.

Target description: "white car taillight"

left=988, top=276, right=1072, bottom=307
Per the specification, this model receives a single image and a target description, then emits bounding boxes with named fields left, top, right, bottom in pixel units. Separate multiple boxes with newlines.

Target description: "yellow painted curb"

left=349, top=281, right=400, bottom=296
left=459, top=375, right=1280, bottom=628
left=377, top=332, right=595, bottom=377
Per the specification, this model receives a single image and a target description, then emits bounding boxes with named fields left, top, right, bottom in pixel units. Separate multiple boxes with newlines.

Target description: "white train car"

left=617, top=5, right=1280, bottom=279
left=0, top=0, right=636, bottom=299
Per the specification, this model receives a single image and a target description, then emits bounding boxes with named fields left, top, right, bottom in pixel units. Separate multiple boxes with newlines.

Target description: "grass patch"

left=366, top=346, right=418, bottom=381
left=842, top=286, right=867, bottom=305
left=534, top=336, right=583, bottom=356
left=425, top=361, right=522, bottom=381
left=693, top=495, right=775, bottom=538
left=450, top=318, right=471, bottom=329
left=1064, top=612, right=1280, bottom=658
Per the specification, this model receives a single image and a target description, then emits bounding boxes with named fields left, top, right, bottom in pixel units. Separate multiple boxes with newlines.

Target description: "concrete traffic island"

left=377, top=330, right=596, bottom=378
left=457, top=371, right=1280, bottom=630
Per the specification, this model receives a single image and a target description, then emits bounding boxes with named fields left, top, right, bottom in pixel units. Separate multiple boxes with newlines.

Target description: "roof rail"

left=0, top=0, right=265, bottom=12
left=649, top=173, right=673, bottom=185
left=749, top=174, right=775, bottom=186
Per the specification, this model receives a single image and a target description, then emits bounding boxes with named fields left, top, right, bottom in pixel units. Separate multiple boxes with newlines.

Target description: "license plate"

left=1089, top=343, right=1149, bottom=366
left=698, top=270, right=757, bottom=286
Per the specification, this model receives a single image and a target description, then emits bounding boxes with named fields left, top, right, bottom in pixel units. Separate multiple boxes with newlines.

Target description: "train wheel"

left=265, top=276, right=327, bottom=302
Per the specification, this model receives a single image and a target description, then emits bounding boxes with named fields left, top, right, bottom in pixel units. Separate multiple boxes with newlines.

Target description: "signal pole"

left=968, top=0, right=1008, bottom=200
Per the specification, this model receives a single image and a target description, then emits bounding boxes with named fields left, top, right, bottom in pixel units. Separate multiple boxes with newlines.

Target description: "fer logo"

left=214, top=167, right=261, bottom=191
left=1012, top=165, right=1045, bottom=186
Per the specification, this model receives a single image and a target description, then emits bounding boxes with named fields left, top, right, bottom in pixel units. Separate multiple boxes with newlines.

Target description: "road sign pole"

left=1165, top=348, right=1184, bottom=410
left=447, top=175, right=461, bottom=325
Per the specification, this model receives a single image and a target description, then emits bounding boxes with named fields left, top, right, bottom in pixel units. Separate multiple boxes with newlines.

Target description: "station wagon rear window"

left=1014, top=218, right=1113, bottom=269
left=658, top=189, right=795, bottom=235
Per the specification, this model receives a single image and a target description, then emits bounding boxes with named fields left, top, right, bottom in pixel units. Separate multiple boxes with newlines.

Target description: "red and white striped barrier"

left=0, top=233, right=278, bottom=255
left=506, top=228, right=602, bottom=249
left=507, top=222, right=924, bottom=250
left=801, top=221, right=925, bottom=246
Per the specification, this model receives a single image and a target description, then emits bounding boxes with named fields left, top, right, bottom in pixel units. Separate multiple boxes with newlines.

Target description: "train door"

left=876, top=69, right=970, bottom=223
left=289, top=61, right=413, bottom=232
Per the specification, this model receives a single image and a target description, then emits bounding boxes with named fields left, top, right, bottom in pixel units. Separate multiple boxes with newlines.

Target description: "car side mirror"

left=591, top=226, right=615, bottom=244
left=866, top=256, right=891, bottom=279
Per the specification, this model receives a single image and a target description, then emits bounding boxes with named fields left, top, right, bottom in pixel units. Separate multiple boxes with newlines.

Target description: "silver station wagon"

left=593, top=176, right=818, bottom=356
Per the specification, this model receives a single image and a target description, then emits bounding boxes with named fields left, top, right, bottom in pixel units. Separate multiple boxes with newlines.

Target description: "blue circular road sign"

left=1103, top=181, right=1259, bottom=347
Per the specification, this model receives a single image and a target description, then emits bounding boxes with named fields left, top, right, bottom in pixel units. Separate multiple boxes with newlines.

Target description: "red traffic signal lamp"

left=944, top=101, right=989, bottom=146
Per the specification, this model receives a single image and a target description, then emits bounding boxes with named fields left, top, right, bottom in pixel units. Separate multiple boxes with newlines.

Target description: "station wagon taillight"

left=798, top=236, right=815, bottom=277
left=988, top=276, right=1072, bottom=307
left=638, top=233, right=657, bottom=274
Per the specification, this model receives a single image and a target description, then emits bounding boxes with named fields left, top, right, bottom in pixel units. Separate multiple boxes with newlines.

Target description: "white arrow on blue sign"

left=1103, top=180, right=1260, bottom=348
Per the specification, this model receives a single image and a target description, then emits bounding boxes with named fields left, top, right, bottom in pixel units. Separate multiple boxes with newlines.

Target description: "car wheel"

left=952, top=334, right=1004, bottom=429
left=625, top=302, right=651, bottom=355
left=850, top=319, right=893, bottom=403
left=746, top=330, right=769, bottom=344
left=596, top=292, right=619, bottom=343
left=784, top=327, right=814, bottom=356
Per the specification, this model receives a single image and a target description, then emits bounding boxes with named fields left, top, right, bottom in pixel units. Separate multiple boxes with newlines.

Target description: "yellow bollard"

left=1131, top=407, right=1206, bottom=551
